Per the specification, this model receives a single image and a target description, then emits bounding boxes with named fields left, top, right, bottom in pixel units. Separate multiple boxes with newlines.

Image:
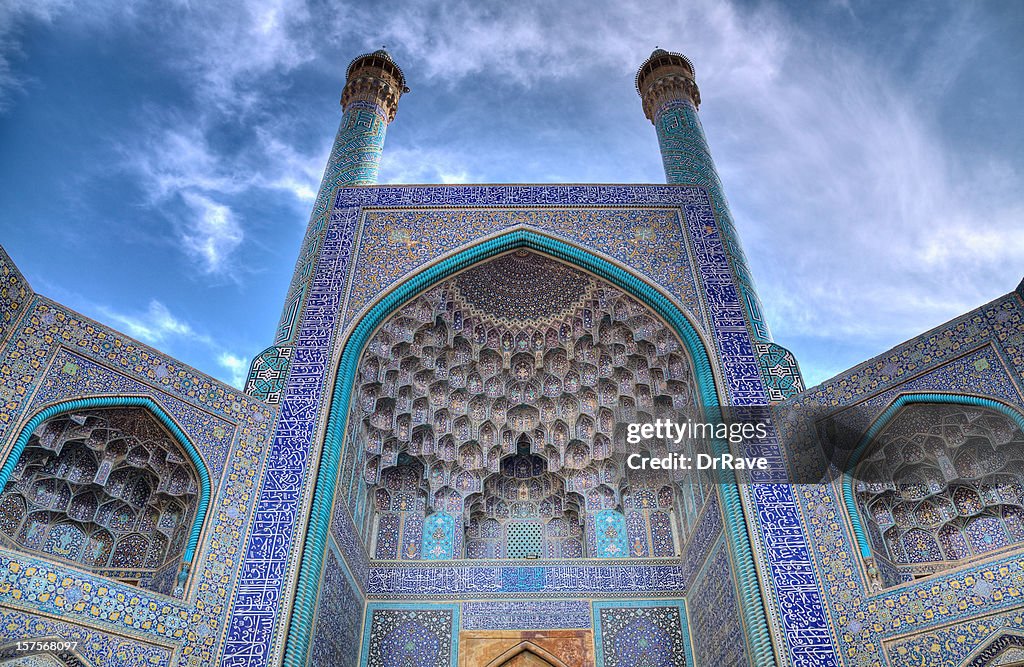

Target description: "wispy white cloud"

left=124, top=118, right=323, bottom=274
left=217, top=352, right=251, bottom=389
left=354, top=0, right=786, bottom=86
left=380, top=147, right=474, bottom=185
left=179, top=192, right=245, bottom=274
left=130, top=125, right=253, bottom=199
left=713, top=11, right=1024, bottom=357
left=256, top=128, right=329, bottom=202
left=121, top=122, right=251, bottom=275
left=176, top=0, right=318, bottom=113
left=99, top=299, right=249, bottom=388
left=99, top=299, right=207, bottom=346
left=0, top=0, right=74, bottom=109
left=108, top=1, right=330, bottom=274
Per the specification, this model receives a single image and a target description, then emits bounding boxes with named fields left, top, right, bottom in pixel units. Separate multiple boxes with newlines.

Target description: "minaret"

left=247, top=51, right=408, bottom=402
left=311, top=49, right=409, bottom=221
left=285, top=50, right=407, bottom=340
left=636, top=49, right=771, bottom=342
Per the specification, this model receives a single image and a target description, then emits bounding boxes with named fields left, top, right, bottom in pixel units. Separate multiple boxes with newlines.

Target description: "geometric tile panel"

left=595, top=600, right=691, bottom=667
left=755, top=341, right=805, bottom=402
left=594, top=510, right=629, bottom=559
left=361, top=605, right=457, bottom=667
left=421, top=513, right=457, bottom=561
left=506, top=521, right=543, bottom=560
left=244, top=345, right=293, bottom=405
left=677, top=492, right=723, bottom=591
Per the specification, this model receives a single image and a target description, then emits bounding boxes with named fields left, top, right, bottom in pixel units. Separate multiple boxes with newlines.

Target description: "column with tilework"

left=637, top=48, right=806, bottom=401
left=282, top=49, right=408, bottom=340
left=247, top=50, right=409, bottom=403
left=637, top=48, right=772, bottom=343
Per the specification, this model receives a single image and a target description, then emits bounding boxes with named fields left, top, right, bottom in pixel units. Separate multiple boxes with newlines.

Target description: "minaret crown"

left=636, top=48, right=701, bottom=122
left=341, top=49, right=410, bottom=124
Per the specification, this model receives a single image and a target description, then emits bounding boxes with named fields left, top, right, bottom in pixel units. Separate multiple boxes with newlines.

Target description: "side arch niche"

left=847, top=395, right=1024, bottom=588
left=0, top=399, right=211, bottom=595
left=963, top=630, right=1024, bottom=667
left=339, top=249, right=711, bottom=559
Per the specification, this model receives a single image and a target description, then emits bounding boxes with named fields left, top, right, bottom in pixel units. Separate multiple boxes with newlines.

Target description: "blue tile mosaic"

left=460, top=600, right=592, bottom=630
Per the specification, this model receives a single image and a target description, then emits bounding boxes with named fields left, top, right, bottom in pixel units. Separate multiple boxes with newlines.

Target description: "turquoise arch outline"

left=282, top=229, right=774, bottom=667
left=0, top=395, right=213, bottom=580
left=842, top=392, right=1024, bottom=561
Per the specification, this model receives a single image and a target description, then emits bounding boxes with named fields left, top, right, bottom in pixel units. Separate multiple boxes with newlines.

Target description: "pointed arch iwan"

left=282, top=229, right=774, bottom=666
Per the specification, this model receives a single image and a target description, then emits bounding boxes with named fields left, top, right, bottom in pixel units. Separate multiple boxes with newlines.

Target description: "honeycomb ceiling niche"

left=350, top=250, right=703, bottom=522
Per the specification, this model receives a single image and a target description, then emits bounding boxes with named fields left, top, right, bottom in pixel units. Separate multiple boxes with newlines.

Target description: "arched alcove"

left=0, top=399, right=210, bottom=595
left=344, top=250, right=707, bottom=560
left=287, top=230, right=773, bottom=667
left=846, top=395, right=1024, bottom=587
left=463, top=437, right=585, bottom=559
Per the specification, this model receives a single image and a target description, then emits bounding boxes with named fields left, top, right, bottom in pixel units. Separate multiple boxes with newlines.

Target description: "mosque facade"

left=0, top=48, right=1023, bottom=667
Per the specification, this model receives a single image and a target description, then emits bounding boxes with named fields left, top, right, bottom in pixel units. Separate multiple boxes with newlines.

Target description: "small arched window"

left=371, top=458, right=427, bottom=560
left=0, top=407, right=201, bottom=594
left=854, top=402, right=1024, bottom=586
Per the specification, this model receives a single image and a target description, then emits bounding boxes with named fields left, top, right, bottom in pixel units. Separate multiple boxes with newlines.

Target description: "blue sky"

left=1, top=0, right=1022, bottom=390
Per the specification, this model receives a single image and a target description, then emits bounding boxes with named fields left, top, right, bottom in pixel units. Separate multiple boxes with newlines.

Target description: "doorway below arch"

left=458, top=630, right=592, bottom=667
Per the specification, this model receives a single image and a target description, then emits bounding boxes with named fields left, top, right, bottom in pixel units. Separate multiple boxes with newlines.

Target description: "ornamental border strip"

left=680, top=200, right=838, bottom=665
left=0, top=395, right=213, bottom=585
